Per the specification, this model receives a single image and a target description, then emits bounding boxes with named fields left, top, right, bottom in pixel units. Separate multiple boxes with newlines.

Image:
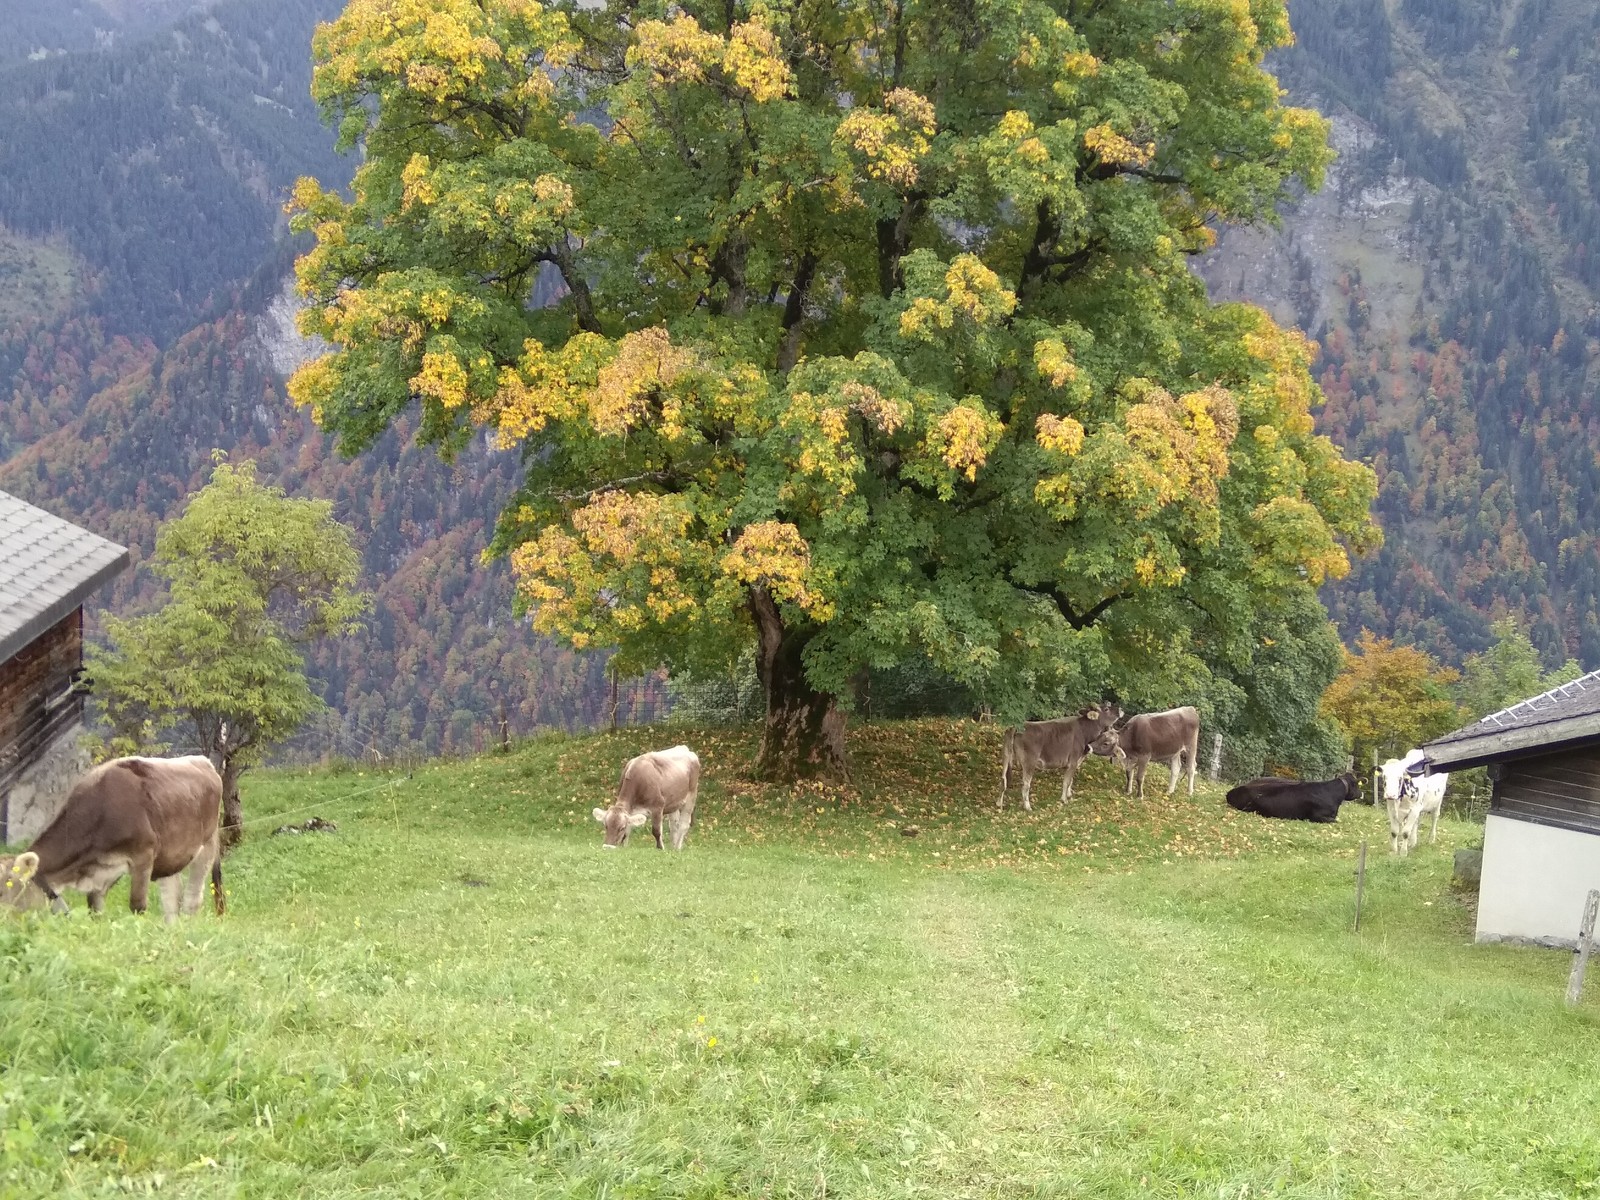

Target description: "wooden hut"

left=0, top=490, right=128, bottom=844
left=1422, top=673, right=1600, bottom=948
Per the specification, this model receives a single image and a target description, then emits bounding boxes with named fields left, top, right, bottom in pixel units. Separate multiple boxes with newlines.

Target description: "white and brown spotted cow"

left=0, top=756, right=224, bottom=921
left=593, top=745, right=701, bottom=850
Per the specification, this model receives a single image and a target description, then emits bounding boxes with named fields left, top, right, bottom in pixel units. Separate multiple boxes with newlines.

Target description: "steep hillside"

left=0, top=0, right=349, bottom=341
left=0, top=0, right=641, bottom=755
left=0, top=310, right=643, bottom=756
left=1203, top=0, right=1600, bottom=667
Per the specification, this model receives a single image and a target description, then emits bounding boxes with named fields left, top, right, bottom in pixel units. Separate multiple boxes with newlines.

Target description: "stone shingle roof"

left=0, top=490, right=129, bottom=663
left=1423, top=669, right=1600, bottom=769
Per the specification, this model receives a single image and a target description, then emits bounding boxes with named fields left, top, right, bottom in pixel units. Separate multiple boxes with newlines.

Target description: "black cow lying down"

left=1225, top=773, right=1360, bottom=823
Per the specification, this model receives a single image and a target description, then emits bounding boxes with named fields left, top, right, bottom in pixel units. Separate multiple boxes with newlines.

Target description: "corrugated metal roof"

left=0, top=490, right=129, bottom=663
left=1429, top=670, right=1600, bottom=748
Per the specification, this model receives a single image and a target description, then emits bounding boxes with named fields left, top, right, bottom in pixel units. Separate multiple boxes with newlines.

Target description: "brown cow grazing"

left=0, top=756, right=224, bottom=922
left=1090, top=706, right=1202, bottom=799
left=593, top=745, right=700, bottom=850
left=997, top=703, right=1123, bottom=811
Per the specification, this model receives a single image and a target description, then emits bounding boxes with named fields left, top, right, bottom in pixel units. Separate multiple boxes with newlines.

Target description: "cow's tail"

left=999, top=729, right=1017, bottom=808
left=211, top=853, right=226, bottom=917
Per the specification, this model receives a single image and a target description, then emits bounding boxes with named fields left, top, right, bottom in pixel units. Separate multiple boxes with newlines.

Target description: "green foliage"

left=1456, top=617, right=1584, bottom=720
left=1320, top=631, right=1464, bottom=761
left=89, top=460, right=368, bottom=820
left=290, top=0, right=1378, bottom=766
left=1209, top=591, right=1352, bottom=780
left=2, top=726, right=1595, bottom=1196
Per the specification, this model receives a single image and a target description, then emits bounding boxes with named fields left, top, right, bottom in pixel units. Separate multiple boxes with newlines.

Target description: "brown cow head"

left=592, top=806, right=649, bottom=848
left=0, top=852, right=46, bottom=912
left=1089, top=725, right=1127, bottom=765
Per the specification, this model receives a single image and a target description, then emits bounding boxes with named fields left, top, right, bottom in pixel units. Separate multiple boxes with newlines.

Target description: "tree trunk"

left=220, top=755, right=244, bottom=850
left=749, top=589, right=848, bottom=780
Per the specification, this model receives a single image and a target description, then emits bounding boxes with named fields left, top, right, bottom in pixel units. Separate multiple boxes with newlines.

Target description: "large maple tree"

left=290, top=0, right=1379, bottom=777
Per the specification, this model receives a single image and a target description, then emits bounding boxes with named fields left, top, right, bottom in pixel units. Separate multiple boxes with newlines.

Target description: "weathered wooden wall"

left=0, top=609, right=85, bottom=842
left=1494, top=748, right=1600, bottom=836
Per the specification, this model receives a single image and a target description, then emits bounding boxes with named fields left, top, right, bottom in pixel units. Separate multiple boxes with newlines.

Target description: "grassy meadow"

left=4, top=720, right=1600, bottom=1198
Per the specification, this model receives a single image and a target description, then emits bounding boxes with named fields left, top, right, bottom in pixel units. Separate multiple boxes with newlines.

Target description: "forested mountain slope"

left=0, top=2, right=631, bottom=756
left=0, top=0, right=349, bottom=342
left=0, top=309, right=633, bottom=755
left=1204, top=0, right=1600, bottom=668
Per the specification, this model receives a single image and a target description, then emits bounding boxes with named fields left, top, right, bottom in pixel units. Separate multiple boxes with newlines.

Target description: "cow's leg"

left=1021, top=766, right=1034, bottom=812
left=1429, top=805, right=1441, bottom=845
left=1135, top=759, right=1149, bottom=801
left=671, top=796, right=695, bottom=850
left=158, top=875, right=183, bottom=925
left=87, top=888, right=107, bottom=915
left=181, top=841, right=212, bottom=915
left=1166, top=753, right=1182, bottom=795
left=126, top=853, right=156, bottom=915
left=1061, top=758, right=1077, bottom=804
left=651, top=809, right=665, bottom=850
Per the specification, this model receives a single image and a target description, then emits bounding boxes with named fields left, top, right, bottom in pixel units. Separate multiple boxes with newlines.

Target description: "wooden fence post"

left=609, top=663, right=620, bottom=732
left=1353, top=840, right=1368, bottom=933
left=1566, top=889, right=1600, bottom=1006
left=1209, top=732, right=1223, bottom=781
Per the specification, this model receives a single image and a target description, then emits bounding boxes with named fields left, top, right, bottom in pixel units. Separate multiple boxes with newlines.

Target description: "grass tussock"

left=3, top=721, right=1598, bottom=1198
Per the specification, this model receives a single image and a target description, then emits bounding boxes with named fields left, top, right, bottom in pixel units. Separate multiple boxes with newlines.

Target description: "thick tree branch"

left=541, top=241, right=602, bottom=334
left=1012, top=581, right=1131, bottom=629
left=553, top=471, right=682, bottom=503
left=1016, top=199, right=1061, bottom=306
left=875, top=193, right=925, bottom=298
left=777, top=250, right=819, bottom=373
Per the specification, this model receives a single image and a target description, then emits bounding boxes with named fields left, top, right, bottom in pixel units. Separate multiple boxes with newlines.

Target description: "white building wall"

left=1477, top=812, right=1600, bottom=948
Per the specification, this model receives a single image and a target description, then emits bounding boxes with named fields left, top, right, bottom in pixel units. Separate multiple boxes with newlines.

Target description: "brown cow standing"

left=997, top=703, right=1123, bottom=811
left=593, top=745, right=701, bottom=850
left=0, top=755, right=224, bottom=922
left=1090, top=707, right=1202, bottom=799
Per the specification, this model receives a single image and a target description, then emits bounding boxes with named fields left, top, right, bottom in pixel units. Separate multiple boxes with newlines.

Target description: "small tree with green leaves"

left=1456, top=617, right=1583, bottom=721
left=90, top=461, right=369, bottom=845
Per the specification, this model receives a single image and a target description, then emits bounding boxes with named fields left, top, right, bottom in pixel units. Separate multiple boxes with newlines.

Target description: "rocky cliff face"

left=1196, top=0, right=1600, bottom=668
left=1200, top=111, right=1432, bottom=344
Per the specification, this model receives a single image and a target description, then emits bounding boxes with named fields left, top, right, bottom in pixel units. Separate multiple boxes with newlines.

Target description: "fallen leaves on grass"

left=529, top=720, right=1400, bottom=873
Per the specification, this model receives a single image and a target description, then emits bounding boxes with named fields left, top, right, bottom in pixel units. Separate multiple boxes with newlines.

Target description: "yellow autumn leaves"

left=311, top=0, right=576, bottom=114
left=629, top=13, right=792, bottom=102
left=510, top=494, right=833, bottom=648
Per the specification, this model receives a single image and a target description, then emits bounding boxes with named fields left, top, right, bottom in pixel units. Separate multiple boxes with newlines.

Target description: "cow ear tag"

left=1085, top=707, right=1099, bottom=720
